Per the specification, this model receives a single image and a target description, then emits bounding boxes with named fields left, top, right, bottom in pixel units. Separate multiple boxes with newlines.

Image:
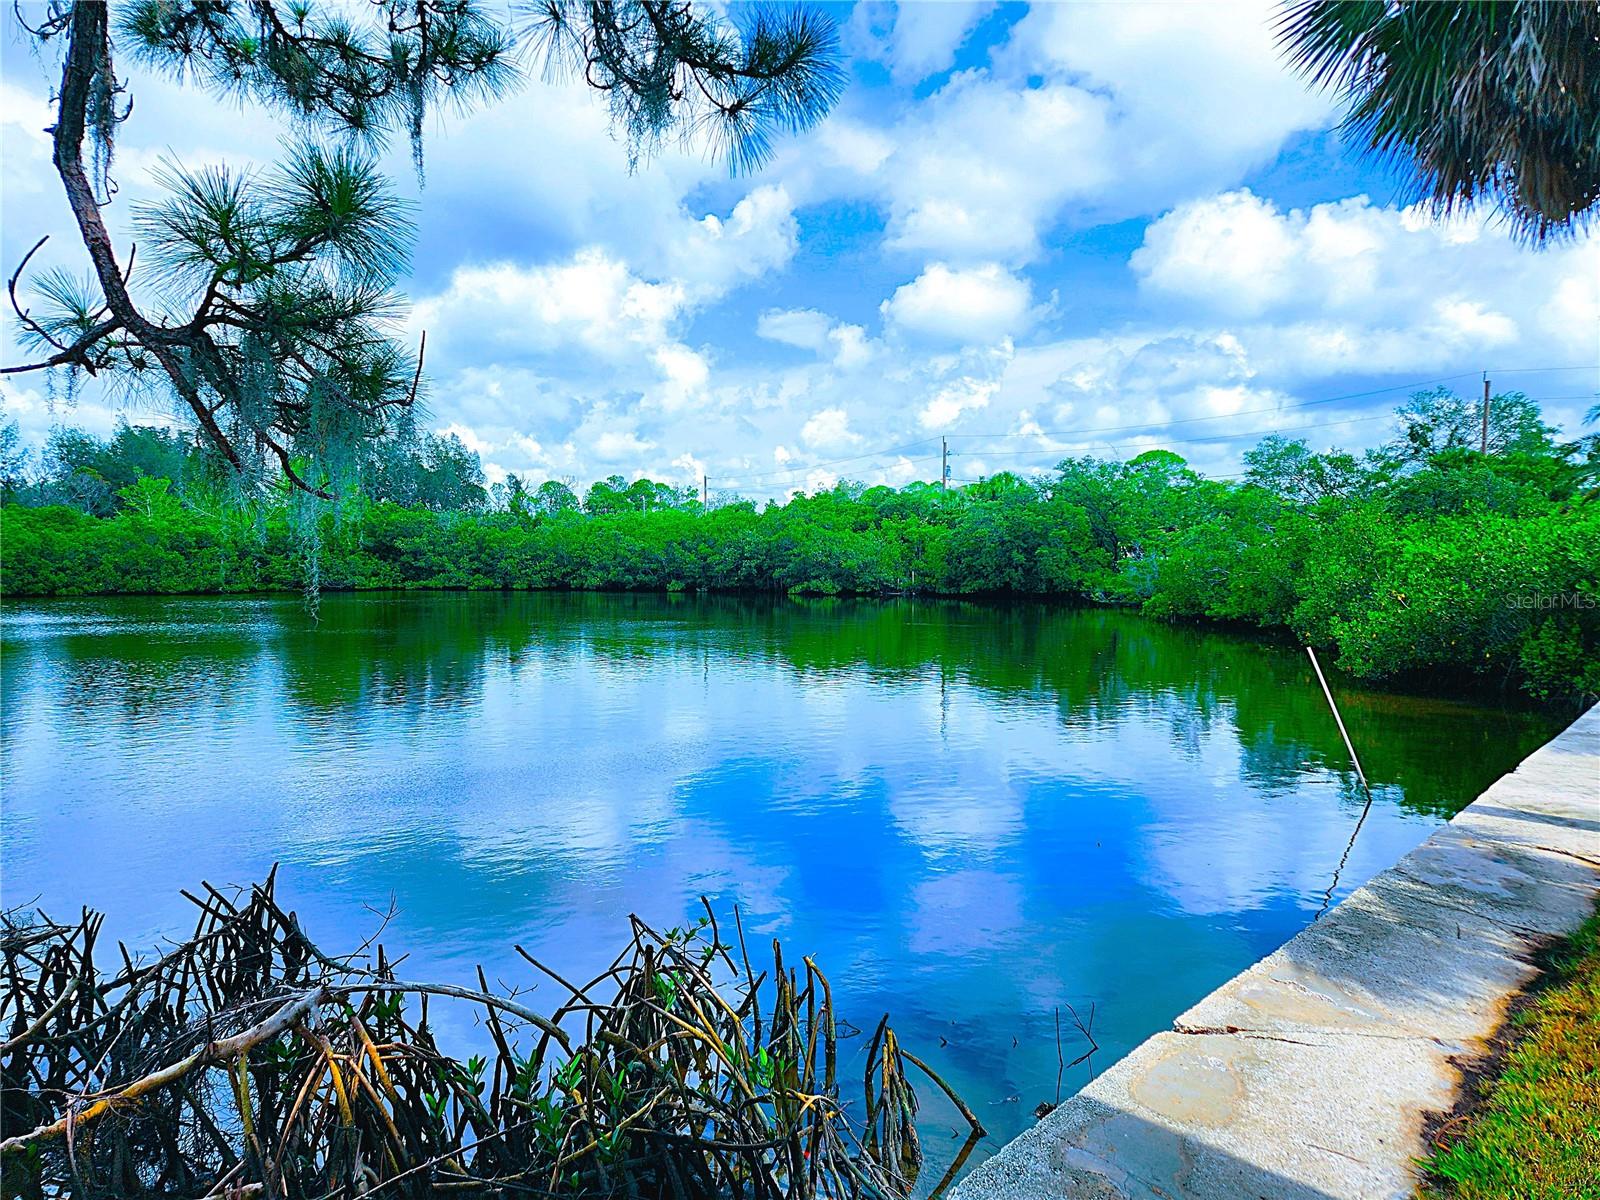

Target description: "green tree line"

left=2, top=388, right=1596, bottom=701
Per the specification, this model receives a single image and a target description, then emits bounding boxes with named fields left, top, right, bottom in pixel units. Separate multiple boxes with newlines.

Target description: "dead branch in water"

left=0, top=873, right=976, bottom=1198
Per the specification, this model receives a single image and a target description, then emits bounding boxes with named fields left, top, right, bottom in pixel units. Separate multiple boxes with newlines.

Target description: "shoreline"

left=0, top=588, right=1583, bottom=716
left=951, top=703, right=1600, bottom=1200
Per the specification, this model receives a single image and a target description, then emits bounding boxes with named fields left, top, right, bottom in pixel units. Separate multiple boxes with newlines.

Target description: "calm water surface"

left=0, top=593, right=1561, bottom=1179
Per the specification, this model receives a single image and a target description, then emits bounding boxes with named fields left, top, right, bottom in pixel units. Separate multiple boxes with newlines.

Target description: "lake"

left=0, top=592, right=1562, bottom=1182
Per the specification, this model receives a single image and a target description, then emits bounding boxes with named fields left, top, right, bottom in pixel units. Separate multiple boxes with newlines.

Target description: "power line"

left=950, top=471, right=1249, bottom=484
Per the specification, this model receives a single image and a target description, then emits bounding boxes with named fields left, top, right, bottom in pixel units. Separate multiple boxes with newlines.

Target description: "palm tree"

left=1277, top=1, right=1600, bottom=243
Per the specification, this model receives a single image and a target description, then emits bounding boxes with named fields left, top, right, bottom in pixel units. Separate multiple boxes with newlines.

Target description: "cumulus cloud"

left=812, top=118, right=896, bottom=177
left=919, top=376, right=999, bottom=429
left=954, top=331, right=1296, bottom=479
left=0, top=80, right=56, bottom=206
left=395, top=180, right=809, bottom=480
left=0, top=383, right=186, bottom=453
left=876, top=76, right=1112, bottom=262
left=757, top=309, right=878, bottom=370
left=757, top=309, right=835, bottom=351
left=649, top=344, right=712, bottom=412
left=849, top=1, right=997, bottom=85
left=659, top=186, right=799, bottom=300
left=4, top=2, right=1592, bottom=500
left=1132, top=190, right=1600, bottom=375
left=414, top=251, right=687, bottom=360
left=594, top=428, right=656, bottom=461
left=828, top=324, right=875, bottom=370
left=1131, top=190, right=1302, bottom=315
left=834, top=0, right=1332, bottom=265
left=882, top=263, right=1033, bottom=341
left=1000, top=2, right=1329, bottom=171
left=800, top=407, right=862, bottom=450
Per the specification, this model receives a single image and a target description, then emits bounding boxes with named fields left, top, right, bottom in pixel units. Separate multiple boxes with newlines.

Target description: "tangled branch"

left=0, top=871, right=975, bottom=1198
left=6, top=2, right=841, bottom=498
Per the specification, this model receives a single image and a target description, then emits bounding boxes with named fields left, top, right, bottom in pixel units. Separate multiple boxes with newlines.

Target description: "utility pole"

left=1480, top=375, right=1491, bottom=454
left=702, top=474, right=708, bottom=512
left=941, top=437, right=949, bottom=490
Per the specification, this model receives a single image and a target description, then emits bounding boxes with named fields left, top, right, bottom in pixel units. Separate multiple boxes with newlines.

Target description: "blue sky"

left=3, top=1, right=1597, bottom=497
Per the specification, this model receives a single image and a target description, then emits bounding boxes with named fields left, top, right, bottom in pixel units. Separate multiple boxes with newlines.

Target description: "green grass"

left=1418, top=903, right=1600, bottom=1200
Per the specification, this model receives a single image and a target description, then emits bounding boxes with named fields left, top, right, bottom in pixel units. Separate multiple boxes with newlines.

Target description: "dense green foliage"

left=2, top=390, right=1596, bottom=701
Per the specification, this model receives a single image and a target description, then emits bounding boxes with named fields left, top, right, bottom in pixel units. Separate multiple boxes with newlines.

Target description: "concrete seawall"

left=953, top=705, right=1600, bottom=1200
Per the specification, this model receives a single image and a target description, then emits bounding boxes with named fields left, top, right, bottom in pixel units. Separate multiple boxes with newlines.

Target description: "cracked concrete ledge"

left=951, top=705, right=1600, bottom=1200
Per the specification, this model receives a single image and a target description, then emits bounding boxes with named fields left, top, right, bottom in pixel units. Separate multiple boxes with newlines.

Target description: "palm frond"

left=1277, top=1, right=1600, bottom=243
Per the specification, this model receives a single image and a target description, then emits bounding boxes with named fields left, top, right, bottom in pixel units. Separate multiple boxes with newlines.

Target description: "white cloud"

left=1131, top=190, right=1300, bottom=315
left=849, top=1, right=997, bottom=85
left=594, top=428, right=656, bottom=460
left=397, top=177, right=810, bottom=477
left=757, top=309, right=835, bottom=351
left=813, top=118, right=895, bottom=176
left=4, top=4, right=1592, bottom=501
left=1132, top=190, right=1600, bottom=374
left=436, top=423, right=496, bottom=458
left=0, top=384, right=185, bottom=452
left=882, top=263, right=1033, bottom=341
left=1001, top=332, right=1275, bottom=437
left=829, top=0, right=1333, bottom=265
left=414, top=251, right=685, bottom=360
left=919, top=376, right=998, bottom=429
left=878, top=76, right=1113, bottom=262
left=828, top=324, right=875, bottom=370
left=800, top=407, right=861, bottom=450
left=660, top=185, right=799, bottom=300
left=1000, top=2, right=1328, bottom=172
left=390, top=72, right=741, bottom=279
left=883, top=455, right=920, bottom=485
left=649, top=344, right=711, bottom=412
left=757, top=309, right=879, bottom=371
left=0, top=79, right=55, bottom=205
left=1544, top=276, right=1600, bottom=349
left=671, top=451, right=706, bottom=484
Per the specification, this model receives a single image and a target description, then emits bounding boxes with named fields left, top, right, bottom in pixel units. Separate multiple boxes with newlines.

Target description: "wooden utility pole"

left=1481, top=375, right=1491, bottom=454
